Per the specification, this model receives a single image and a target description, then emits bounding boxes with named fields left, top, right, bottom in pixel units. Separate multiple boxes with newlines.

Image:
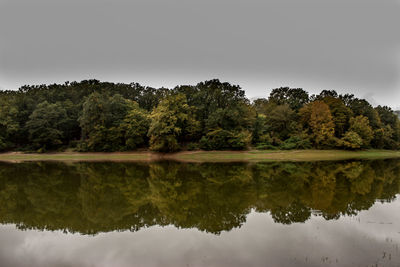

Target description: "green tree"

left=376, top=105, right=400, bottom=144
left=322, top=96, right=353, bottom=137
left=343, top=96, right=381, bottom=129
left=348, top=115, right=374, bottom=148
left=79, top=93, right=130, bottom=151
left=120, top=101, right=150, bottom=150
left=264, top=104, right=298, bottom=141
left=0, top=97, right=19, bottom=150
left=339, top=131, right=363, bottom=150
left=372, top=125, right=396, bottom=149
left=268, top=87, right=310, bottom=111
left=25, top=101, right=68, bottom=151
left=148, top=94, right=199, bottom=152
left=177, top=79, right=249, bottom=134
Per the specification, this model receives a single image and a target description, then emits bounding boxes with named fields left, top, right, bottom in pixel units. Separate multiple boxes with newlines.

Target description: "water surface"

left=0, top=160, right=399, bottom=266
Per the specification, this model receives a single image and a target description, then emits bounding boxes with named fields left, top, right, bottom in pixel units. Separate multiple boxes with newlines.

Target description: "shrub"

left=186, top=142, right=199, bottom=151
left=199, top=129, right=251, bottom=150
left=338, top=131, right=363, bottom=150
left=280, top=136, right=312, bottom=150
left=256, top=143, right=278, bottom=150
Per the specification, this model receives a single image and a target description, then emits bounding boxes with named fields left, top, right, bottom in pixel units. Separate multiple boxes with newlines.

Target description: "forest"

left=0, top=79, right=399, bottom=152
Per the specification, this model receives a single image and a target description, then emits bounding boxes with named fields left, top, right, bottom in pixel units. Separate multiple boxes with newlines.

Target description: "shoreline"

left=1, top=149, right=400, bottom=163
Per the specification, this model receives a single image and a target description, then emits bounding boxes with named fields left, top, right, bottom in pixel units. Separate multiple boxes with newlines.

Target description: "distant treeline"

left=0, top=79, right=399, bottom=152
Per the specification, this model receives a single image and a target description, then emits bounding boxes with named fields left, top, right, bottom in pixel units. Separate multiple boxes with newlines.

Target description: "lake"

left=0, top=159, right=399, bottom=266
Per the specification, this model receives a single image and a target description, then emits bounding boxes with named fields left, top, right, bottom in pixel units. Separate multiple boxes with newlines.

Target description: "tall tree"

left=148, top=94, right=199, bottom=152
left=79, top=93, right=130, bottom=151
left=300, top=101, right=335, bottom=147
left=349, top=115, right=374, bottom=148
left=25, top=101, right=68, bottom=151
left=0, top=96, right=19, bottom=150
left=322, top=96, right=353, bottom=137
left=120, top=101, right=150, bottom=150
left=264, top=104, right=298, bottom=141
left=268, top=87, right=309, bottom=111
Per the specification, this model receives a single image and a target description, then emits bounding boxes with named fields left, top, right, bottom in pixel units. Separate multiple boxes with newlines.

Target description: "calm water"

left=0, top=160, right=400, bottom=267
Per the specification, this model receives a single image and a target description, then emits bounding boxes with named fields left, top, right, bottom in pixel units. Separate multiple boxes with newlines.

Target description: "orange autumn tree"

left=300, top=101, right=335, bottom=147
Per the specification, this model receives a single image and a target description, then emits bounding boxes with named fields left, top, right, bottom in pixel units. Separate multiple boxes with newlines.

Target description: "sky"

left=0, top=0, right=399, bottom=108
left=1, top=202, right=400, bottom=267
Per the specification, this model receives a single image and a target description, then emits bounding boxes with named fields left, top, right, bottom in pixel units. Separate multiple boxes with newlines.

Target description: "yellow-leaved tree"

left=300, top=101, right=335, bottom=148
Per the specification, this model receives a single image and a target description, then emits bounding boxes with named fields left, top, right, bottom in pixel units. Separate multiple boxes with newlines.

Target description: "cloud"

left=0, top=0, right=399, bottom=107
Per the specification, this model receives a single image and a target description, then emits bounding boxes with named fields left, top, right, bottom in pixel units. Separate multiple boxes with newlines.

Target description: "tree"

left=339, top=131, right=363, bottom=150
left=376, top=106, right=400, bottom=143
left=252, top=98, right=271, bottom=115
left=372, top=125, right=396, bottom=149
left=252, top=114, right=270, bottom=145
left=322, top=96, right=353, bottom=137
left=120, top=101, right=150, bottom=150
left=268, top=87, right=309, bottom=111
left=199, top=129, right=252, bottom=150
left=348, top=115, right=374, bottom=148
left=1, top=79, right=400, bottom=152
left=316, top=90, right=338, bottom=99
left=79, top=92, right=131, bottom=151
left=148, top=94, right=199, bottom=152
left=264, top=104, right=298, bottom=141
left=344, top=97, right=381, bottom=129
left=180, top=79, right=248, bottom=134
left=299, top=101, right=335, bottom=147
left=205, top=102, right=255, bottom=133
left=0, top=97, right=19, bottom=150
left=25, top=101, right=68, bottom=151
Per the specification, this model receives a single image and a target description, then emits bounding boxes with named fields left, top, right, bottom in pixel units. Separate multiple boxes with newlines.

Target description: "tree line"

left=0, top=79, right=399, bottom=152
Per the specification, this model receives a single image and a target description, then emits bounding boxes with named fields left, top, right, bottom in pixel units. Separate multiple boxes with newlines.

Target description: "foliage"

left=264, top=104, right=299, bottom=140
left=199, top=129, right=252, bottom=150
left=25, top=101, right=68, bottom=151
left=299, top=101, right=335, bottom=148
left=279, top=135, right=312, bottom=150
left=148, top=94, right=199, bottom=152
left=322, top=96, right=352, bottom=137
left=338, top=131, right=363, bottom=150
left=0, top=97, right=19, bottom=150
left=349, top=115, right=373, bottom=148
left=255, top=143, right=278, bottom=150
left=269, top=87, right=310, bottom=111
left=79, top=93, right=132, bottom=151
left=0, top=80, right=399, bottom=151
left=120, top=101, right=150, bottom=150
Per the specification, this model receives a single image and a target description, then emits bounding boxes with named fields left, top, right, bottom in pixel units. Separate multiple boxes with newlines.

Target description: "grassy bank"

left=1, top=150, right=400, bottom=163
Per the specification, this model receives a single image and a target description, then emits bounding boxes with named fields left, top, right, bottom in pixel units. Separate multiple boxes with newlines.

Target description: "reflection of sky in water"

left=1, top=198, right=399, bottom=267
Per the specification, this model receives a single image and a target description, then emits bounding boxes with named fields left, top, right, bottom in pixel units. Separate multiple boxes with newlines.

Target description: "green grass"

left=1, top=149, right=400, bottom=163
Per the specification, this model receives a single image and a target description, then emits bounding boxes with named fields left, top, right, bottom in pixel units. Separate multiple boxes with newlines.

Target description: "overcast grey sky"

left=1, top=0, right=399, bottom=108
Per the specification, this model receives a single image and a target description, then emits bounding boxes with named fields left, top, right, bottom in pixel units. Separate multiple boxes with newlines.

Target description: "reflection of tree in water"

left=0, top=159, right=399, bottom=234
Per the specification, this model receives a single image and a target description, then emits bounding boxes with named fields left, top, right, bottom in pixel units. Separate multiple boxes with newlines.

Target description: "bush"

left=76, top=141, right=89, bottom=152
left=338, top=131, right=363, bottom=150
left=280, top=136, right=312, bottom=150
left=0, top=137, right=7, bottom=152
left=186, top=142, right=199, bottom=151
left=199, top=129, right=251, bottom=150
left=256, top=143, right=278, bottom=150
left=149, top=134, right=180, bottom=152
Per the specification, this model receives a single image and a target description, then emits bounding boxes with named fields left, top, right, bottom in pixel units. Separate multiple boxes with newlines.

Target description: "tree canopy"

left=0, top=80, right=399, bottom=152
